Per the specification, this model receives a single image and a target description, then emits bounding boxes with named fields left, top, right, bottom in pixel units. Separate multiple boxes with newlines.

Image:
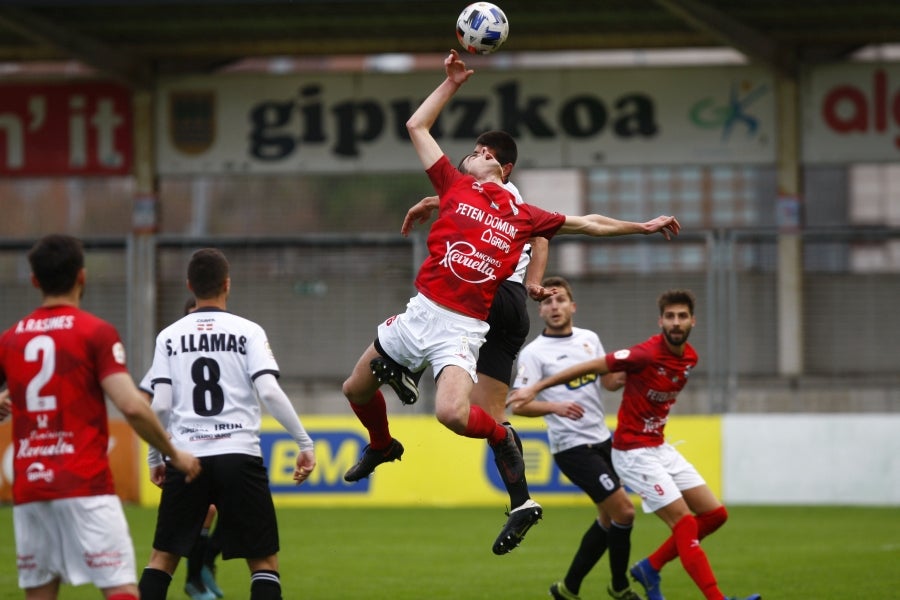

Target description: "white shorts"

left=377, top=293, right=488, bottom=382
left=14, top=495, right=137, bottom=590
left=612, top=443, right=706, bottom=514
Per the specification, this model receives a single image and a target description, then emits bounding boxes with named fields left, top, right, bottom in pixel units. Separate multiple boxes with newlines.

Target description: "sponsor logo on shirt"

left=25, top=461, right=54, bottom=483
left=565, top=373, right=597, bottom=390
left=440, top=241, right=501, bottom=284
left=17, top=431, right=75, bottom=459
left=641, top=416, right=668, bottom=434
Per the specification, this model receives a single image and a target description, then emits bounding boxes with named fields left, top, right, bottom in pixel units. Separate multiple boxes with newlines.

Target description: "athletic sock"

left=206, top=524, right=223, bottom=567
left=502, top=421, right=524, bottom=453
left=697, top=506, right=728, bottom=536
left=463, top=404, right=506, bottom=443
left=349, top=390, right=392, bottom=448
left=107, top=594, right=138, bottom=600
left=563, top=519, right=608, bottom=595
left=138, top=567, right=172, bottom=600
left=250, top=569, right=282, bottom=600
left=186, top=529, right=209, bottom=583
left=607, top=520, right=633, bottom=592
left=491, top=423, right=530, bottom=507
left=672, top=515, right=721, bottom=600
left=649, top=505, right=728, bottom=570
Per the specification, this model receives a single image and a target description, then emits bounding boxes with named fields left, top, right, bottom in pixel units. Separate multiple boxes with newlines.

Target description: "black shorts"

left=477, top=279, right=530, bottom=384
left=153, top=453, right=279, bottom=560
left=553, top=439, right=623, bottom=504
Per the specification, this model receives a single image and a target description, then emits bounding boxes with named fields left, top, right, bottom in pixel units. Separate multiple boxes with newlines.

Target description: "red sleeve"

left=524, top=204, right=566, bottom=241
left=89, top=319, right=129, bottom=381
left=605, top=344, right=652, bottom=374
left=425, top=155, right=464, bottom=196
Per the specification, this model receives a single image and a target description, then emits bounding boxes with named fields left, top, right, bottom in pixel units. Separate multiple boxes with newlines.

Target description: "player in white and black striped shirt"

left=138, top=248, right=316, bottom=600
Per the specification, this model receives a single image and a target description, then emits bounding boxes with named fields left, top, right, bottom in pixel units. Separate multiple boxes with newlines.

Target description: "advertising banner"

left=0, top=81, right=133, bottom=176
left=156, top=66, right=776, bottom=174
left=804, top=63, right=900, bottom=163
left=138, top=415, right=721, bottom=508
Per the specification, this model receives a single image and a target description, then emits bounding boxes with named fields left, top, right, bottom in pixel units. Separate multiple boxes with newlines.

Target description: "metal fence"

left=1, top=228, right=897, bottom=415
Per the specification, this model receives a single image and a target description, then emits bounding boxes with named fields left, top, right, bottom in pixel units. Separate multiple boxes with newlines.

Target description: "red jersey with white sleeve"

left=605, top=334, right=699, bottom=451
left=0, top=305, right=129, bottom=504
left=417, top=155, right=566, bottom=320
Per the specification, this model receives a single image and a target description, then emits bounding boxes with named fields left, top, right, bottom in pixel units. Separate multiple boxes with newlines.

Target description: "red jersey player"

left=340, top=49, right=680, bottom=554
left=0, top=234, right=200, bottom=600
left=507, top=289, right=761, bottom=600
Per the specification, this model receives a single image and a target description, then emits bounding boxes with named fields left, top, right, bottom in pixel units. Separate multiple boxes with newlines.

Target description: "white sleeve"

left=147, top=382, right=173, bottom=468
left=512, top=343, right=543, bottom=390
left=254, top=373, right=314, bottom=452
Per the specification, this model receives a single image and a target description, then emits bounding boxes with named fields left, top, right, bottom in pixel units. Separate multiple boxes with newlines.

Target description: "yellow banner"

left=139, top=414, right=722, bottom=508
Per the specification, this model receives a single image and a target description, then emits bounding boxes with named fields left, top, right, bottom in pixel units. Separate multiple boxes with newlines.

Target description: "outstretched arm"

left=558, top=214, right=681, bottom=240
left=506, top=356, right=611, bottom=410
left=406, top=50, right=474, bottom=170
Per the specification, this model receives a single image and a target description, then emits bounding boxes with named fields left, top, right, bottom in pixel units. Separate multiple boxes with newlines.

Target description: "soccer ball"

left=456, top=2, right=509, bottom=55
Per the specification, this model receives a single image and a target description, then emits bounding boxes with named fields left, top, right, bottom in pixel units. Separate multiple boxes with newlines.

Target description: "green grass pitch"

left=0, top=504, right=898, bottom=598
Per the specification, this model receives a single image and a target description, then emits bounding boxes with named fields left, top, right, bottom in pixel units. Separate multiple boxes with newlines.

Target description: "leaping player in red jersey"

left=340, top=49, right=681, bottom=554
left=0, top=234, right=200, bottom=600
left=507, top=289, right=761, bottom=600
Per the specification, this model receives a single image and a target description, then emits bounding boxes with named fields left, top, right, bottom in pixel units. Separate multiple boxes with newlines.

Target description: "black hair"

left=475, top=130, right=518, bottom=166
left=658, top=289, right=696, bottom=315
left=28, top=234, right=84, bottom=296
left=187, top=248, right=229, bottom=299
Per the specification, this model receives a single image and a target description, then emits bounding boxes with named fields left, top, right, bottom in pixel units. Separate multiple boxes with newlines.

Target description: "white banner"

left=156, top=66, right=776, bottom=174
left=804, top=63, right=900, bottom=163
left=723, top=414, right=900, bottom=505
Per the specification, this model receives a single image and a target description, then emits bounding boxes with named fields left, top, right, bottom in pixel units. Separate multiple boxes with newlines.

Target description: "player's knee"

left=341, top=376, right=370, bottom=404
left=708, top=504, right=728, bottom=526
left=606, top=490, right=636, bottom=525
left=697, top=504, right=728, bottom=537
left=434, top=405, right=467, bottom=433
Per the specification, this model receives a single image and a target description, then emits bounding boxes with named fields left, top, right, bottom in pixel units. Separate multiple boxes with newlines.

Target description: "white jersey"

left=505, top=180, right=531, bottom=284
left=149, top=307, right=279, bottom=458
left=513, top=326, right=612, bottom=453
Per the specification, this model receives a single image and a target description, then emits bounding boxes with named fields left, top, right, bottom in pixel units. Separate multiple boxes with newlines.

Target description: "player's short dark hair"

left=28, top=234, right=84, bottom=296
left=541, top=275, right=574, bottom=301
left=188, top=248, right=229, bottom=299
left=475, top=130, right=518, bottom=167
left=658, top=289, right=695, bottom=315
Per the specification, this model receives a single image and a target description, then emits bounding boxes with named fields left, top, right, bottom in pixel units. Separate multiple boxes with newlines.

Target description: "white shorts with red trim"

left=612, top=443, right=707, bottom=514
left=14, top=494, right=136, bottom=590
left=377, top=293, right=488, bottom=382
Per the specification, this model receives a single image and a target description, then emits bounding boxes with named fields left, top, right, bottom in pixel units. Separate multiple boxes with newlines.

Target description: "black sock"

left=138, top=567, right=172, bottom=600
left=206, top=525, right=223, bottom=567
left=251, top=569, right=282, bottom=600
left=607, top=520, right=633, bottom=592
left=564, top=520, right=608, bottom=595
left=493, top=423, right=530, bottom=507
left=503, top=421, right=524, bottom=453
left=187, top=530, right=210, bottom=583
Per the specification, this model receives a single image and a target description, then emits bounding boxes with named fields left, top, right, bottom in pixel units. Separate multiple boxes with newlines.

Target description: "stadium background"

left=0, top=1, right=897, bottom=507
